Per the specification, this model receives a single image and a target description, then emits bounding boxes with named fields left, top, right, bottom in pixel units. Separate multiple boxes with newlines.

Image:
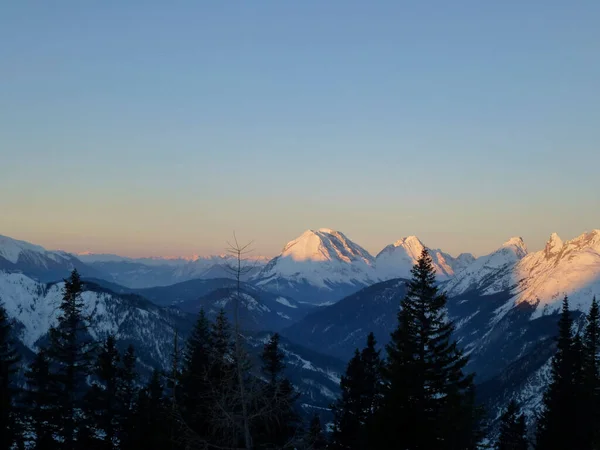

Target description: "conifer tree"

left=255, top=333, right=300, bottom=449
left=133, top=370, right=171, bottom=450
left=117, top=345, right=138, bottom=450
left=24, top=349, right=58, bottom=450
left=582, top=297, right=600, bottom=448
left=179, top=309, right=212, bottom=436
left=495, top=400, right=528, bottom=450
left=209, top=309, right=233, bottom=380
left=204, top=310, right=238, bottom=447
left=536, top=296, right=584, bottom=450
left=45, top=269, right=96, bottom=449
left=304, top=414, right=327, bottom=450
left=374, top=248, right=480, bottom=449
left=360, top=332, right=383, bottom=420
left=83, top=335, right=121, bottom=449
left=330, top=349, right=365, bottom=450
left=0, top=303, right=20, bottom=450
left=330, top=333, right=383, bottom=449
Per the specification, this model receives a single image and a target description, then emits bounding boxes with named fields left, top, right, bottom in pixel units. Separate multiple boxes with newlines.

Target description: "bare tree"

left=225, top=233, right=256, bottom=450
left=165, top=233, right=305, bottom=450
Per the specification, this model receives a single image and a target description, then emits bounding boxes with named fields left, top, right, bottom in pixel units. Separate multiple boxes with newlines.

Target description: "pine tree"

left=204, top=309, right=247, bottom=448
left=374, top=248, right=480, bottom=449
left=254, top=333, right=300, bottom=449
left=330, top=333, right=383, bottom=450
left=133, top=370, right=171, bottom=450
left=82, top=335, right=121, bottom=449
left=495, top=400, right=528, bottom=450
left=45, top=269, right=96, bottom=449
left=117, top=345, right=138, bottom=450
left=0, top=303, right=20, bottom=450
left=24, top=349, right=58, bottom=450
left=209, top=309, right=233, bottom=381
left=304, top=414, right=327, bottom=450
left=360, top=332, right=383, bottom=422
left=179, top=309, right=212, bottom=436
left=536, top=296, right=584, bottom=450
left=330, top=349, right=365, bottom=450
left=262, top=333, right=285, bottom=385
left=582, top=297, right=600, bottom=448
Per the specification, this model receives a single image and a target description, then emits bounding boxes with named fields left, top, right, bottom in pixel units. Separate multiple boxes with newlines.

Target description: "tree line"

left=1, top=250, right=599, bottom=449
left=0, top=269, right=325, bottom=450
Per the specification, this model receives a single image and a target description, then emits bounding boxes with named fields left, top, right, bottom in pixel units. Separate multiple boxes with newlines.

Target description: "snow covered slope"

left=445, top=231, right=600, bottom=318
left=0, top=235, right=96, bottom=282
left=0, top=270, right=341, bottom=416
left=444, top=237, right=529, bottom=297
left=514, top=230, right=600, bottom=317
left=0, top=271, right=191, bottom=371
left=375, top=235, right=475, bottom=280
left=440, top=230, right=600, bottom=434
left=253, top=229, right=378, bottom=304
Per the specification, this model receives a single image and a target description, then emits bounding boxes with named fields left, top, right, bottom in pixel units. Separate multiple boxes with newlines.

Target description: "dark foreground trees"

left=0, top=303, right=20, bottom=450
left=330, top=249, right=482, bottom=449
left=495, top=400, right=528, bottom=450
left=330, top=332, right=382, bottom=449
left=11, top=258, right=600, bottom=449
left=535, top=296, right=600, bottom=450
left=373, top=248, right=482, bottom=449
left=8, top=269, right=309, bottom=450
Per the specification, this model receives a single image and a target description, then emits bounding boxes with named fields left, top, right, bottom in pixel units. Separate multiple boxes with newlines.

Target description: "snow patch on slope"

left=275, top=297, right=298, bottom=308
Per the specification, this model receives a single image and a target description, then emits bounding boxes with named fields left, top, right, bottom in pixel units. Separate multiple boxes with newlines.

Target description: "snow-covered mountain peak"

left=0, top=234, right=49, bottom=264
left=280, top=229, right=374, bottom=265
left=501, top=237, right=528, bottom=257
left=253, top=229, right=377, bottom=301
left=391, top=236, right=425, bottom=256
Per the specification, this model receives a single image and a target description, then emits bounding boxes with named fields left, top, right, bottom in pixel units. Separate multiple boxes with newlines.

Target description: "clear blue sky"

left=1, top=1, right=599, bottom=257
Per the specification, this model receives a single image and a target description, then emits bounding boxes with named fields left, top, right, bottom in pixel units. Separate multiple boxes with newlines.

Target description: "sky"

left=1, top=1, right=599, bottom=258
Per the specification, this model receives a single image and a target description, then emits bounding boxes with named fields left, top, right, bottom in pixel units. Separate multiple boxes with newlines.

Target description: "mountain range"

left=1, top=227, right=600, bottom=435
left=282, top=229, right=600, bottom=433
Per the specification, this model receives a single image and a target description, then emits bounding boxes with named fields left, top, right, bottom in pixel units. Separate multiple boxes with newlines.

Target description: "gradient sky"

left=1, top=1, right=599, bottom=258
